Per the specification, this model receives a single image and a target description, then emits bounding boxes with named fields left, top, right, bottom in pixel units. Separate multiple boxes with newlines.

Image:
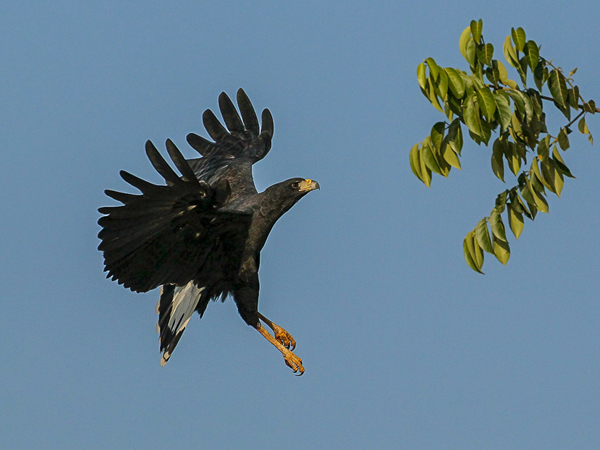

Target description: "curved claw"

left=283, top=351, right=304, bottom=375
left=268, top=322, right=296, bottom=350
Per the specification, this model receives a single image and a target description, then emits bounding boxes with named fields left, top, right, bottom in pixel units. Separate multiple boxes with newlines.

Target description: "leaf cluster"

left=411, top=20, right=597, bottom=272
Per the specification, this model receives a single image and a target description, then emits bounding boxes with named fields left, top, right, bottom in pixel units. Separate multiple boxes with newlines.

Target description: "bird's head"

left=263, top=177, right=320, bottom=216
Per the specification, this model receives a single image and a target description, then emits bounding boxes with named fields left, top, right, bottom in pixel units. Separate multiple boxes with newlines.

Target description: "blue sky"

left=2, top=1, right=600, bottom=449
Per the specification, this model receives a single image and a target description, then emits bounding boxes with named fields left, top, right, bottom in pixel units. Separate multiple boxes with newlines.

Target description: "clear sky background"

left=2, top=1, right=600, bottom=449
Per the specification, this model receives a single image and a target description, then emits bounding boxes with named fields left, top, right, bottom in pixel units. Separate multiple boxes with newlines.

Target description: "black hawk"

left=98, top=89, right=319, bottom=374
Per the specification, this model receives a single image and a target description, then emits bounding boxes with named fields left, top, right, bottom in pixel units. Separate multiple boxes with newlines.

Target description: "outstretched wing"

left=98, top=139, right=252, bottom=293
left=185, top=88, right=274, bottom=202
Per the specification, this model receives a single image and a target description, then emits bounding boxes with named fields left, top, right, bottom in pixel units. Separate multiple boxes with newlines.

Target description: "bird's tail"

left=156, top=282, right=208, bottom=366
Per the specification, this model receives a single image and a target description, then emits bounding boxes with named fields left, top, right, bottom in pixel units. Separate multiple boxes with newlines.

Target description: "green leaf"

left=540, top=157, right=557, bottom=196
left=558, top=127, right=570, bottom=150
left=524, top=40, right=539, bottom=71
left=447, top=119, right=463, bottom=155
left=534, top=64, right=548, bottom=91
left=530, top=181, right=549, bottom=213
left=493, top=234, right=511, bottom=265
left=511, top=27, right=526, bottom=52
left=477, top=43, right=494, bottom=66
left=494, top=92, right=512, bottom=132
left=475, top=218, right=494, bottom=254
left=527, top=88, right=544, bottom=119
left=530, top=113, right=548, bottom=137
left=525, top=173, right=548, bottom=213
left=506, top=141, right=521, bottom=175
left=568, top=87, right=579, bottom=110
left=515, top=141, right=527, bottom=161
left=471, top=233, right=485, bottom=272
left=430, top=122, right=445, bottom=151
left=479, top=118, right=492, bottom=145
left=442, top=143, right=461, bottom=170
left=515, top=189, right=535, bottom=220
left=510, top=111, right=523, bottom=143
left=491, top=138, right=505, bottom=182
left=419, top=146, right=432, bottom=187
left=517, top=56, right=529, bottom=86
left=553, top=161, right=565, bottom=196
left=583, top=100, right=597, bottom=114
left=464, top=95, right=482, bottom=137
left=496, top=60, right=518, bottom=89
left=527, top=200, right=538, bottom=220
left=507, top=203, right=524, bottom=239
left=505, top=79, right=519, bottom=90
left=409, top=143, right=423, bottom=181
left=517, top=90, right=534, bottom=121
left=425, top=78, right=444, bottom=113
left=520, top=183, right=535, bottom=207
left=464, top=231, right=484, bottom=274
left=506, top=91, right=524, bottom=117
left=476, top=86, right=496, bottom=120
left=537, top=135, right=550, bottom=164
left=531, top=157, right=553, bottom=194
left=513, top=189, right=534, bottom=220
left=445, top=68, right=465, bottom=99
left=508, top=190, right=523, bottom=213
left=489, top=207, right=507, bottom=241
left=495, top=190, right=507, bottom=213
left=552, top=145, right=575, bottom=178
left=426, top=57, right=439, bottom=80
left=422, top=140, right=443, bottom=176
left=435, top=68, right=449, bottom=101
left=460, top=72, right=475, bottom=98
left=446, top=92, right=462, bottom=116
left=579, top=117, right=589, bottom=134
left=470, top=19, right=483, bottom=44
left=503, top=36, right=520, bottom=69
left=485, top=61, right=500, bottom=85
left=417, top=62, right=427, bottom=89
left=464, top=38, right=477, bottom=67
left=548, top=70, right=568, bottom=108
left=459, top=26, right=472, bottom=62
left=440, top=123, right=460, bottom=169
left=556, top=100, right=571, bottom=121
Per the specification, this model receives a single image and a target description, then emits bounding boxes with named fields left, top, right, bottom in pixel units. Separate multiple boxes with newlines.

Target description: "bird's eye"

left=291, top=181, right=300, bottom=189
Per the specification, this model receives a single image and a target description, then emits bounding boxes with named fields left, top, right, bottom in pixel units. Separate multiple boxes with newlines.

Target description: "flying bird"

left=98, top=89, right=319, bottom=374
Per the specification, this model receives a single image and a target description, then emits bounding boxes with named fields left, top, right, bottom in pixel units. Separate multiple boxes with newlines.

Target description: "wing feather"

left=98, top=143, right=251, bottom=292
left=218, top=91, right=245, bottom=134
left=145, top=140, right=182, bottom=185
left=261, top=108, right=274, bottom=137
left=237, top=89, right=259, bottom=135
left=202, top=109, right=229, bottom=142
left=165, top=139, right=197, bottom=182
left=119, top=170, right=164, bottom=195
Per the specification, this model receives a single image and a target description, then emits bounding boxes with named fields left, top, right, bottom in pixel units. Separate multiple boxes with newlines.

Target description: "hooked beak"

left=298, top=179, right=320, bottom=192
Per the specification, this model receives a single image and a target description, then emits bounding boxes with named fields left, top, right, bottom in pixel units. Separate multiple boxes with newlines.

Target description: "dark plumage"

left=98, top=89, right=319, bottom=374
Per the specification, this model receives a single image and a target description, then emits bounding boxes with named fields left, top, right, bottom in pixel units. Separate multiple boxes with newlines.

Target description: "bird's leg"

left=254, top=322, right=304, bottom=376
left=258, top=312, right=296, bottom=350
